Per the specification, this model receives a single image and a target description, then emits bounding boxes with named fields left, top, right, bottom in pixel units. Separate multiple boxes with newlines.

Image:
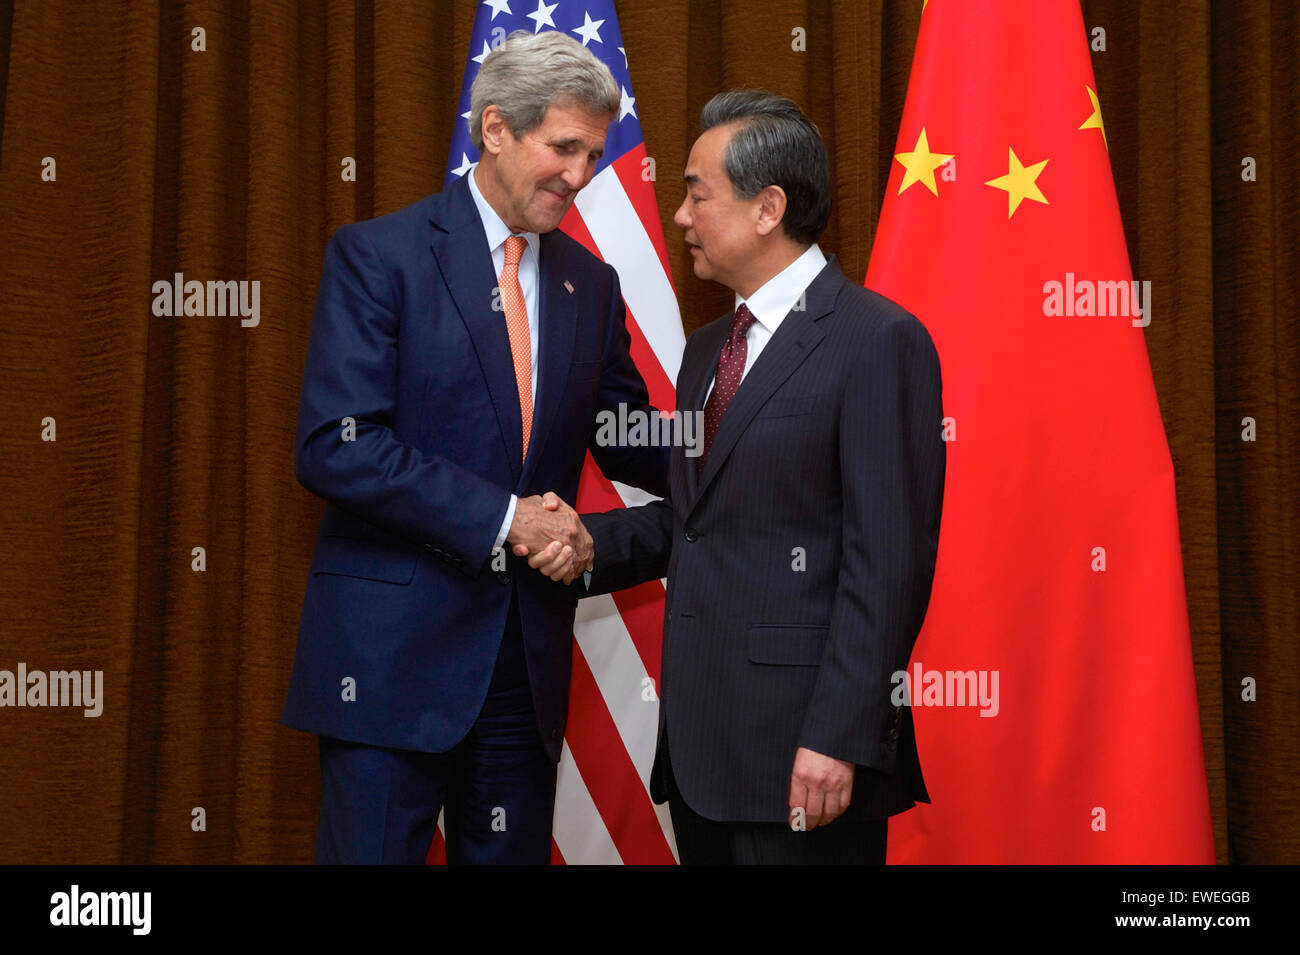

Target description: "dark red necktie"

left=699, top=303, right=757, bottom=473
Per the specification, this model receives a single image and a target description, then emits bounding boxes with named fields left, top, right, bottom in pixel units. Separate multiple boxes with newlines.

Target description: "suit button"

left=683, top=527, right=698, bottom=543
left=496, top=570, right=511, bottom=585
left=423, top=543, right=433, bottom=552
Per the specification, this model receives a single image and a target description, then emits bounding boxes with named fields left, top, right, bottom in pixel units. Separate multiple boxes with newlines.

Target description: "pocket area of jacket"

left=310, top=535, right=419, bottom=585
left=746, top=624, right=830, bottom=665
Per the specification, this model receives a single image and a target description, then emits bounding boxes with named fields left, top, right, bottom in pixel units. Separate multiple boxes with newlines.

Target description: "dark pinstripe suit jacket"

left=581, top=255, right=945, bottom=823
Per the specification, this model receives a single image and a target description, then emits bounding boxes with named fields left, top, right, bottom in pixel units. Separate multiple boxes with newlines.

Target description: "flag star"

left=1079, top=85, right=1107, bottom=151
left=461, top=109, right=471, bottom=121
left=471, top=40, right=493, bottom=65
left=985, top=147, right=1049, bottom=218
left=618, top=46, right=627, bottom=68
left=482, top=0, right=512, bottom=20
left=573, top=11, right=605, bottom=46
left=618, top=84, right=636, bottom=121
left=527, top=0, right=558, bottom=32
left=894, top=126, right=954, bottom=197
left=451, top=153, right=475, bottom=177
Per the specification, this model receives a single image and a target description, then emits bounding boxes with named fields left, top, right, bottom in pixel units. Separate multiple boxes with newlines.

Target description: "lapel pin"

left=563, top=280, right=575, bottom=294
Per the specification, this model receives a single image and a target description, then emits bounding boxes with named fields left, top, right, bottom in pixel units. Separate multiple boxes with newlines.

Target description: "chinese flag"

left=866, top=1, right=1215, bottom=862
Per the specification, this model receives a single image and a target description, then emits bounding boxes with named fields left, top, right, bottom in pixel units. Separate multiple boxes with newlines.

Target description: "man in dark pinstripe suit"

left=519, top=91, right=945, bottom=864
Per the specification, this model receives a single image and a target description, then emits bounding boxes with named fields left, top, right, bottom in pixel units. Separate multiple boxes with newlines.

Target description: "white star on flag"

left=482, top=0, right=511, bottom=19
left=527, top=0, right=558, bottom=32
left=450, top=153, right=474, bottom=177
left=618, top=85, right=636, bottom=121
left=573, top=12, right=605, bottom=46
left=471, top=41, right=493, bottom=65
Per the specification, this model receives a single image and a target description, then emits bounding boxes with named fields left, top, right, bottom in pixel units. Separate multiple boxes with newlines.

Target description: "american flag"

left=433, top=0, right=684, bottom=864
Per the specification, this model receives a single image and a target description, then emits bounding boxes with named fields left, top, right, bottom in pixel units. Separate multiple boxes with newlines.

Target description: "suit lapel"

left=521, top=231, right=577, bottom=488
left=677, top=318, right=729, bottom=505
left=429, top=175, right=524, bottom=483
left=690, top=258, right=846, bottom=509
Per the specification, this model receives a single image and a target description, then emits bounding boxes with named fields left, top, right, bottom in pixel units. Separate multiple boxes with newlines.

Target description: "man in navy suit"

left=523, top=91, right=945, bottom=864
left=282, top=31, right=667, bottom=864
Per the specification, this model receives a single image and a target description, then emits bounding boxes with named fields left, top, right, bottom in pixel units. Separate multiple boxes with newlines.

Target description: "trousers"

left=314, top=594, right=556, bottom=864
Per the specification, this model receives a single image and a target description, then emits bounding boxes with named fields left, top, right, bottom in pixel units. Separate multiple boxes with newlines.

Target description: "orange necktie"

left=501, top=235, right=532, bottom=463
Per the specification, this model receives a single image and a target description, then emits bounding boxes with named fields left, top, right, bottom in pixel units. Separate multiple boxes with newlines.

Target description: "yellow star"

left=985, top=147, right=1049, bottom=218
left=1079, top=85, right=1107, bottom=150
left=894, top=127, right=954, bottom=197
left=923, top=0, right=930, bottom=11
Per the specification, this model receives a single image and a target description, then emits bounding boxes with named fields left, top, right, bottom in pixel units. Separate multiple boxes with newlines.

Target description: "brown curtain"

left=0, top=0, right=1292, bottom=864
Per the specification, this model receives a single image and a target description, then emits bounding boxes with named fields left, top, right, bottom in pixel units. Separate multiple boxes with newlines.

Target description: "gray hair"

left=699, top=90, right=832, bottom=246
left=468, top=30, right=620, bottom=151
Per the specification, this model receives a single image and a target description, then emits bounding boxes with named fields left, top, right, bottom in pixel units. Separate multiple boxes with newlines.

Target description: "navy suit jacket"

left=281, top=174, right=668, bottom=762
left=580, top=256, right=945, bottom=822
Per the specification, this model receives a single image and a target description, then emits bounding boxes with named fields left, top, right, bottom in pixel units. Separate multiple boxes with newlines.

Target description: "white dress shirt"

left=466, top=165, right=540, bottom=551
left=703, top=243, right=828, bottom=405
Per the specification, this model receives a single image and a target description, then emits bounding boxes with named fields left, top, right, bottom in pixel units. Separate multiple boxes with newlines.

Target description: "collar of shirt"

left=735, top=242, right=828, bottom=335
left=466, top=163, right=541, bottom=269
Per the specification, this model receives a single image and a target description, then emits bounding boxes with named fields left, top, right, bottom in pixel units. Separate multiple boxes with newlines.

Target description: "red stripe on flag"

left=623, top=304, right=677, bottom=412
left=564, top=643, right=677, bottom=864
left=575, top=452, right=665, bottom=680
left=557, top=206, right=676, bottom=409
left=425, top=827, right=445, bottom=865
left=559, top=202, right=601, bottom=260
left=612, top=144, right=676, bottom=284
left=611, top=583, right=665, bottom=688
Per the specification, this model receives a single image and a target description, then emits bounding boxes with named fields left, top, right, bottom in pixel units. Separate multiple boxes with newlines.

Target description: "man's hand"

left=507, top=492, right=592, bottom=585
left=787, top=747, right=855, bottom=831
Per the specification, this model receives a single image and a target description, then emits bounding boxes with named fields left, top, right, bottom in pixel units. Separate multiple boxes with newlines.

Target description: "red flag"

left=866, top=0, right=1214, bottom=862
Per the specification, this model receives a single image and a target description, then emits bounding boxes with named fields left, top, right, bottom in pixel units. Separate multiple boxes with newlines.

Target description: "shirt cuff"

left=493, top=494, right=518, bottom=553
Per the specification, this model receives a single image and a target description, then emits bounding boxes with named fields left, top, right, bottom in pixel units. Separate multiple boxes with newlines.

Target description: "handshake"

left=505, top=492, right=592, bottom=586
